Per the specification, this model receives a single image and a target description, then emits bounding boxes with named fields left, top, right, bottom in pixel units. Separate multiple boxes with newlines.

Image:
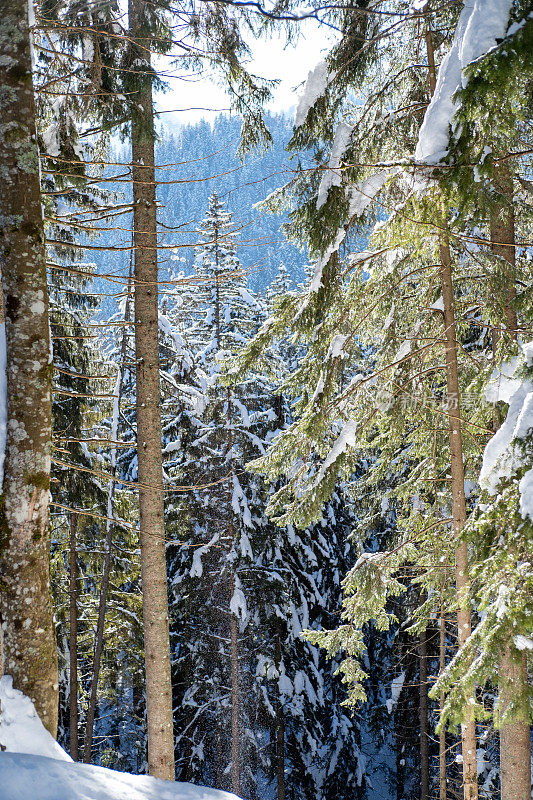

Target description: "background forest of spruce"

left=0, top=1, right=531, bottom=800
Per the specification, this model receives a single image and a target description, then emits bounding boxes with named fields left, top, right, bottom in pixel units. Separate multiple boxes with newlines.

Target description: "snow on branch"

left=294, top=60, right=330, bottom=128
left=416, top=0, right=513, bottom=165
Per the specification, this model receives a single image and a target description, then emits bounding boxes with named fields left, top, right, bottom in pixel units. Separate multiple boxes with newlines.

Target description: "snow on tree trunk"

left=128, top=0, right=174, bottom=779
left=0, top=0, right=58, bottom=738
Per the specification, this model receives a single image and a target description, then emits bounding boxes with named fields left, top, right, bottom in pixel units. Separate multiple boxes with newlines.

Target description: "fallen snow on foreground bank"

left=0, top=676, right=240, bottom=800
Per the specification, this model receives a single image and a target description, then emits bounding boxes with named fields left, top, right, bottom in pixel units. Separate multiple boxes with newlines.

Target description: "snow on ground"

left=0, top=676, right=241, bottom=800
left=0, top=676, right=71, bottom=762
left=0, top=754, right=243, bottom=800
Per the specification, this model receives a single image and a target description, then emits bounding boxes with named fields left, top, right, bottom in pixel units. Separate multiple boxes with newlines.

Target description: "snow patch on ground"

left=0, top=676, right=242, bottom=800
left=0, top=676, right=72, bottom=762
left=0, top=753, right=243, bottom=800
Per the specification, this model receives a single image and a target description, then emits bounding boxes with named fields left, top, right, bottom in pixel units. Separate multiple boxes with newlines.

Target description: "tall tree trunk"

left=439, top=613, right=447, bottom=800
left=83, top=276, right=132, bottom=763
left=128, top=0, right=175, bottom=779
left=230, top=606, right=241, bottom=797
left=490, top=163, right=517, bottom=343
left=489, top=163, right=531, bottom=800
left=499, top=645, right=531, bottom=800
left=438, top=234, right=478, bottom=800
left=0, top=0, right=58, bottom=736
left=69, top=514, right=79, bottom=760
left=419, top=630, right=429, bottom=800
left=225, top=383, right=241, bottom=797
left=424, top=22, right=478, bottom=800
left=275, top=629, right=286, bottom=800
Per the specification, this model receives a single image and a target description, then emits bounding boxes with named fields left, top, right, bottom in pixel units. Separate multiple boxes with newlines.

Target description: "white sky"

left=155, top=21, right=336, bottom=126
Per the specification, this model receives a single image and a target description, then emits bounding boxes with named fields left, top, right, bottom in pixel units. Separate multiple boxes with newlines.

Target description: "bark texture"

left=69, top=514, right=79, bottom=760
left=490, top=163, right=531, bottom=800
left=83, top=280, right=131, bottom=763
left=0, top=0, right=58, bottom=737
left=275, top=630, right=286, bottom=800
left=128, top=0, right=175, bottom=779
left=439, top=614, right=447, bottom=800
left=439, top=234, right=478, bottom=800
left=230, top=608, right=241, bottom=797
left=424, top=20, right=478, bottom=799
left=490, top=163, right=517, bottom=341
left=499, top=645, right=531, bottom=800
left=419, top=630, right=429, bottom=800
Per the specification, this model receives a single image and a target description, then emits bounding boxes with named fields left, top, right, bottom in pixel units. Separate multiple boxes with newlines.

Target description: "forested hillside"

left=92, top=114, right=309, bottom=316
left=0, top=1, right=531, bottom=800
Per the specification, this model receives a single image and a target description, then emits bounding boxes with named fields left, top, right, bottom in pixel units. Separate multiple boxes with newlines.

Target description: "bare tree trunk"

left=82, top=506, right=113, bottom=762
left=83, top=277, right=132, bottom=763
left=127, top=12, right=175, bottom=785
left=439, top=614, right=447, bottom=800
left=69, top=514, right=79, bottom=760
left=490, top=163, right=517, bottom=342
left=128, top=0, right=175, bottom=780
left=419, top=630, right=429, bottom=800
left=225, top=384, right=241, bottom=797
left=424, top=21, right=478, bottom=799
left=230, top=607, right=241, bottom=797
left=0, top=0, right=58, bottom=736
left=438, top=234, right=478, bottom=800
left=275, top=629, right=286, bottom=800
left=489, top=163, right=531, bottom=800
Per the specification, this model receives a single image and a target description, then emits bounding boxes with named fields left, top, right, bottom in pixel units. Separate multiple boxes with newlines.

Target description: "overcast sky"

left=155, top=21, right=336, bottom=127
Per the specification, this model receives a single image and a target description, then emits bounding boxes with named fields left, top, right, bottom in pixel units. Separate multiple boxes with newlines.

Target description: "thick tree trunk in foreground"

left=69, top=514, right=79, bottom=760
left=499, top=645, right=531, bottom=800
left=419, top=630, right=429, bottom=800
left=490, top=163, right=531, bottom=800
left=0, top=0, right=58, bottom=737
left=128, top=0, right=175, bottom=779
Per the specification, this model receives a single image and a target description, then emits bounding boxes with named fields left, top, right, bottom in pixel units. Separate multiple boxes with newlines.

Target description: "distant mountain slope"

left=157, top=114, right=309, bottom=293
left=91, top=114, right=308, bottom=317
